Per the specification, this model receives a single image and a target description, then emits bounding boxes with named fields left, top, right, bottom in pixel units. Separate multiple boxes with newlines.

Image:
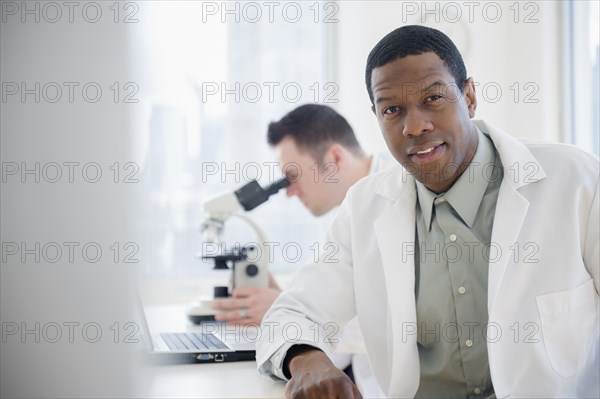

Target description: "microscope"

left=187, top=177, right=290, bottom=323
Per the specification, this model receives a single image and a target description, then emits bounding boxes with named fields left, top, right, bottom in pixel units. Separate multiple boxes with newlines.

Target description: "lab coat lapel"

left=487, top=181, right=529, bottom=312
left=480, top=121, right=545, bottom=312
left=373, top=173, right=420, bottom=396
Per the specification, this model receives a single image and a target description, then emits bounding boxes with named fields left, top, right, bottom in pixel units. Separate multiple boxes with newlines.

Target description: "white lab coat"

left=329, top=152, right=394, bottom=398
left=257, top=121, right=599, bottom=398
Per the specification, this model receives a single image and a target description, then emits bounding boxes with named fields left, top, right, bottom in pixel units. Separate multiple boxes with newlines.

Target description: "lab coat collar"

left=474, top=120, right=547, bottom=187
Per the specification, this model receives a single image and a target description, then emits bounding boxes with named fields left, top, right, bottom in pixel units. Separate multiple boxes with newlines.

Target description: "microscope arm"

left=230, top=213, right=268, bottom=248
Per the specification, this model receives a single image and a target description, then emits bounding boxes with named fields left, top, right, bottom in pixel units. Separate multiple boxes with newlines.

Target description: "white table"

left=137, top=278, right=286, bottom=398
left=139, top=359, right=285, bottom=398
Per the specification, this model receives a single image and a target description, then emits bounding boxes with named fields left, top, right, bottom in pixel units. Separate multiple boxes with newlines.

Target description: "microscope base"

left=186, top=298, right=223, bottom=324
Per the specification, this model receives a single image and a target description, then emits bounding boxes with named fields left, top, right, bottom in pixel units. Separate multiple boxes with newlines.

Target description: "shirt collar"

left=416, top=126, right=495, bottom=230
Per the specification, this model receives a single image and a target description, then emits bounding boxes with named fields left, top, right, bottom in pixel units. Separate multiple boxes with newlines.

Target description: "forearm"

left=282, top=344, right=362, bottom=398
left=256, top=304, right=341, bottom=380
left=284, top=345, right=327, bottom=379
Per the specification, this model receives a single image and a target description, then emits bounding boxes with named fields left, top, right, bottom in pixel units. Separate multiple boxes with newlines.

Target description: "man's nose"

left=403, top=107, right=433, bottom=137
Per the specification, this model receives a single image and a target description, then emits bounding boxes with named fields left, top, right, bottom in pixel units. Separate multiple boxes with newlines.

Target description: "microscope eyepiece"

left=234, top=177, right=290, bottom=211
left=265, top=177, right=290, bottom=195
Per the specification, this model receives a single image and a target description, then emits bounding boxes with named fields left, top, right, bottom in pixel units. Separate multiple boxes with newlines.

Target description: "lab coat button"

left=449, top=234, right=457, bottom=242
left=458, top=286, right=466, bottom=294
left=465, top=339, right=473, bottom=347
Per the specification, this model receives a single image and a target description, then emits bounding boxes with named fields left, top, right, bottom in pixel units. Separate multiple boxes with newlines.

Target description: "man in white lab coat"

left=256, top=25, right=599, bottom=398
left=211, top=104, right=392, bottom=397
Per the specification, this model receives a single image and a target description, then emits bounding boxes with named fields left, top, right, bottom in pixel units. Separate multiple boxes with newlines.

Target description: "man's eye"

left=383, top=106, right=400, bottom=115
left=424, top=95, right=443, bottom=104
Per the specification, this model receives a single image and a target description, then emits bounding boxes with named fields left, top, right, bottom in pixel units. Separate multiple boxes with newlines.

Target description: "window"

left=133, top=2, right=335, bottom=278
left=563, top=1, right=599, bottom=154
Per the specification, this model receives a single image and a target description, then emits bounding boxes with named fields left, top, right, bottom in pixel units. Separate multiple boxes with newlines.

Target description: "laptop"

left=137, top=300, right=256, bottom=364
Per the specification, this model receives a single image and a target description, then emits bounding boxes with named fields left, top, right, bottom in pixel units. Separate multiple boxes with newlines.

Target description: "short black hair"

left=267, top=104, right=362, bottom=162
left=365, top=25, right=467, bottom=105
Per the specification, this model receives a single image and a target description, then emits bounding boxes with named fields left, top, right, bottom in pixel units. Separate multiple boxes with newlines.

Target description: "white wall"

left=330, top=1, right=563, bottom=155
left=1, top=4, right=142, bottom=397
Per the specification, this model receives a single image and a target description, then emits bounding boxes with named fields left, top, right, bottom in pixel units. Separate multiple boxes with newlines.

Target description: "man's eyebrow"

left=374, top=80, right=453, bottom=105
left=422, top=81, right=451, bottom=92
left=375, top=95, right=395, bottom=105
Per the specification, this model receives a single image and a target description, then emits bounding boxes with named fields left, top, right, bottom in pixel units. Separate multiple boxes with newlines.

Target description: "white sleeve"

left=256, top=194, right=358, bottom=379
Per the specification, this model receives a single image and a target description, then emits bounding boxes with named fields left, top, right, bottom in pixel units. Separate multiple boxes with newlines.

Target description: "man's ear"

left=464, top=77, right=477, bottom=118
left=323, top=143, right=345, bottom=166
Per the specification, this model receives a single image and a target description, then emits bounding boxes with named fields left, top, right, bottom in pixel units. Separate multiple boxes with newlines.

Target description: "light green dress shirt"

left=414, top=126, right=503, bottom=398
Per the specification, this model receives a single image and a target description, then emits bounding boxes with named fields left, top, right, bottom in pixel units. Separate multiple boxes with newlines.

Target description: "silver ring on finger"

left=239, top=308, right=248, bottom=319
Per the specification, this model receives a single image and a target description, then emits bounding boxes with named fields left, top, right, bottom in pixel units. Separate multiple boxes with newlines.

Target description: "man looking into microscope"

left=211, top=103, right=393, bottom=397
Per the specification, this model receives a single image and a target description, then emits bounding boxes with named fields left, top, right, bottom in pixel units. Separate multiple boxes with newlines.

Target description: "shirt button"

left=449, top=234, right=457, bottom=242
left=434, top=196, right=446, bottom=205
left=474, top=387, right=481, bottom=395
left=465, top=339, right=473, bottom=347
left=458, top=286, right=466, bottom=294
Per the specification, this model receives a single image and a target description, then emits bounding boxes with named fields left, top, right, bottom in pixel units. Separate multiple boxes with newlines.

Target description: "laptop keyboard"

left=160, top=333, right=229, bottom=351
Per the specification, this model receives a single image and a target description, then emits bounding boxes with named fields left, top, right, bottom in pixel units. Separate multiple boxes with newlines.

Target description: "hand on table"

left=211, top=279, right=281, bottom=325
left=285, top=347, right=362, bottom=399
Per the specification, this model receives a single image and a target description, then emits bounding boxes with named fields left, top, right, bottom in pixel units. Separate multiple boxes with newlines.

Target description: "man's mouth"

left=408, top=143, right=446, bottom=164
left=417, top=146, right=436, bottom=155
